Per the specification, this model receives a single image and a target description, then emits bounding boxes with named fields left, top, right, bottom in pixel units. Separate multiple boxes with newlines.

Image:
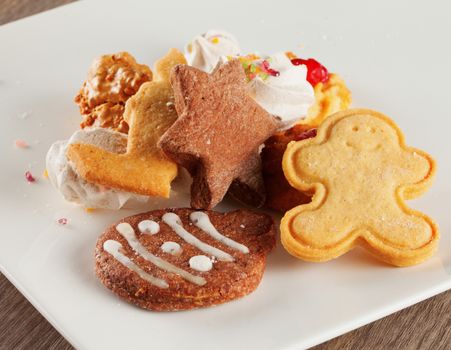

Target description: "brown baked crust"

left=262, top=124, right=317, bottom=212
left=228, top=150, right=266, bottom=207
left=95, top=208, right=276, bottom=311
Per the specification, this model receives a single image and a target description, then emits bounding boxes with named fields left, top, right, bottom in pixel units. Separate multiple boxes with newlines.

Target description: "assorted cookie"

left=47, top=31, right=352, bottom=209
left=95, top=208, right=275, bottom=311
left=158, top=59, right=279, bottom=209
left=45, top=30, right=439, bottom=311
left=281, top=109, right=438, bottom=266
left=67, top=49, right=185, bottom=198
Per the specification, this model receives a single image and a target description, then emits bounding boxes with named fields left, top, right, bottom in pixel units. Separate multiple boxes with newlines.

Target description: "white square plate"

left=1, top=1, right=450, bottom=349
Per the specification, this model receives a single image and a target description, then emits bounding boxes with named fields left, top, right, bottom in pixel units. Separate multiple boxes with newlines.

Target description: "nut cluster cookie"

left=75, top=52, right=153, bottom=133
left=96, top=208, right=276, bottom=311
left=281, top=109, right=438, bottom=266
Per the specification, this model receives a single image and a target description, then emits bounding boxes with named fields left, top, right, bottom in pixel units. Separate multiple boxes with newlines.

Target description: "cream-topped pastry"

left=185, top=31, right=315, bottom=129
left=46, top=128, right=148, bottom=209
left=185, top=29, right=240, bottom=73
left=234, top=53, right=315, bottom=130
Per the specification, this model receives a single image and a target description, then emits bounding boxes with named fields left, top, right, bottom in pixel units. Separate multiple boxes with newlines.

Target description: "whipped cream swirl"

left=246, top=53, right=315, bottom=129
left=185, top=30, right=240, bottom=73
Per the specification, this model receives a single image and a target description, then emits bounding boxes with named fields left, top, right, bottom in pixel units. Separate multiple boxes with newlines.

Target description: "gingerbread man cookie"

left=281, top=109, right=438, bottom=266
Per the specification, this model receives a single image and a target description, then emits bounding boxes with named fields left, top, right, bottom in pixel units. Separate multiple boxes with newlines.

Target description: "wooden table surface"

left=0, top=1, right=450, bottom=349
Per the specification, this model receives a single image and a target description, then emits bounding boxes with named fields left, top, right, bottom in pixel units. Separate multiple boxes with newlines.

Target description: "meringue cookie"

left=185, top=30, right=240, bottom=73
left=247, top=53, right=315, bottom=129
left=46, top=128, right=148, bottom=209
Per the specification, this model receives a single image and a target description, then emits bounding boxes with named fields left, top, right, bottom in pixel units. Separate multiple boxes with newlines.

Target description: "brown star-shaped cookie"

left=158, top=59, right=279, bottom=209
left=227, top=151, right=266, bottom=208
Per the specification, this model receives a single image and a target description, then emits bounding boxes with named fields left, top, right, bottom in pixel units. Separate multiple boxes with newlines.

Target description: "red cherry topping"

left=291, top=58, right=329, bottom=86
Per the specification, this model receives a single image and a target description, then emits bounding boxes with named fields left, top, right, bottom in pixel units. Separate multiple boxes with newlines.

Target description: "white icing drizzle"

left=103, top=240, right=169, bottom=289
left=138, top=220, right=160, bottom=235
left=189, top=255, right=213, bottom=272
left=161, top=241, right=182, bottom=256
left=162, top=213, right=234, bottom=262
left=116, top=223, right=206, bottom=286
left=190, top=211, right=250, bottom=254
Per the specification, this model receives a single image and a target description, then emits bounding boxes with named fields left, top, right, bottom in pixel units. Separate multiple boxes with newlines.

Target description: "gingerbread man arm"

left=282, top=113, right=343, bottom=198
left=393, top=147, right=436, bottom=200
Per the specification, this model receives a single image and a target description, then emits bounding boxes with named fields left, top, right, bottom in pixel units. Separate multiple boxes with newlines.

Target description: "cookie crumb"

left=14, top=139, right=29, bottom=149
left=18, top=110, right=32, bottom=120
left=57, top=218, right=68, bottom=225
left=25, top=171, right=36, bottom=183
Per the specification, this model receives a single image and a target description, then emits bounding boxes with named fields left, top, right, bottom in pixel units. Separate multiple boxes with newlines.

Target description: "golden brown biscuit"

left=67, top=49, right=186, bottom=198
left=281, top=109, right=438, bottom=266
left=302, top=73, right=352, bottom=127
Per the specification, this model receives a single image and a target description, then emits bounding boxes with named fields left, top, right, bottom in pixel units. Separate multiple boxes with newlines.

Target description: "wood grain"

left=0, top=1, right=450, bottom=349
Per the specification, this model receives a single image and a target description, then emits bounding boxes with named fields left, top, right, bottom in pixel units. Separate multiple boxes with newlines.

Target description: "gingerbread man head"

left=281, top=109, right=438, bottom=266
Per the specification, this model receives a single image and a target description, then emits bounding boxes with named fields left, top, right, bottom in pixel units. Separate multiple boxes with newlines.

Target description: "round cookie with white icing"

left=95, top=208, right=275, bottom=311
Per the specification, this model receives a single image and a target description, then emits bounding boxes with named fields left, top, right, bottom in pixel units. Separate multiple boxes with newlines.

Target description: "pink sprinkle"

left=57, top=218, right=68, bottom=225
left=15, top=140, right=29, bottom=149
left=25, top=171, right=36, bottom=183
left=260, top=60, right=280, bottom=77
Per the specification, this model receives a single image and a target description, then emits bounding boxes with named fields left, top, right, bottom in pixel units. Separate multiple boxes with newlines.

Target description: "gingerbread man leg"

left=362, top=208, right=438, bottom=266
left=281, top=199, right=357, bottom=262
